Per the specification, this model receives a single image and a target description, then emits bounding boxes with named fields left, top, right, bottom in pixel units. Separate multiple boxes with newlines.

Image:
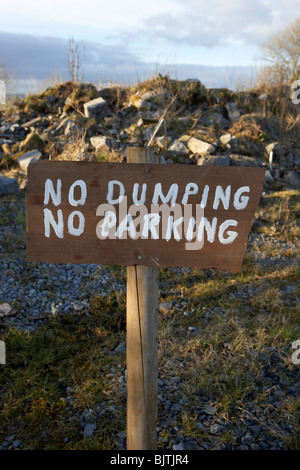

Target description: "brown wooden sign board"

left=26, top=161, right=265, bottom=272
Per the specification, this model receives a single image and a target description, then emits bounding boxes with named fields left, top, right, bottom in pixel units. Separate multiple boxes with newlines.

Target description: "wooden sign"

left=26, top=161, right=265, bottom=272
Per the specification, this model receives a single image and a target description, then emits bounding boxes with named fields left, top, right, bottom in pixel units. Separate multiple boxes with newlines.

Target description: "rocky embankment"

left=1, top=76, right=300, bottom=195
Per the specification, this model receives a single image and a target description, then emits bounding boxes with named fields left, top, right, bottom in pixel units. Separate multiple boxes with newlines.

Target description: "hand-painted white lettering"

left=165, top=215, right=184, bottom=242
left=107, top=180, right=125, bottom=205
left=68, top=180, right=87, bottom=206
left=185, top=216, right=196, bottom=242
left=213, top=185, right=231, bottom=210
left=142, top=213, right=161, bottom=239
left=68, top=211, right=85, bottom=236
left=197, top=217, right=217, bottom=243
left=96, top=210, right=117, bottom=239
left=200, top=184, right=209, bottom=208
left=115, top=214, right=136, bottom=239
left=182, top=183, right=198, bottom=205
left=132, top=183, right=147, bottom=205
left=233, top=186, right=250, bottom=210
left=44, top=208, right=64, bottom=238
left=152, top=183, right=178, bottom=207
left=44, top=179, right=62, bottom=206
left=218, top=219, right=238, bottom=244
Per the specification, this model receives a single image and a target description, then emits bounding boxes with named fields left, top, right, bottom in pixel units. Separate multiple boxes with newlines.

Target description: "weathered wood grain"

left=26, top=160, right=265, bottom=272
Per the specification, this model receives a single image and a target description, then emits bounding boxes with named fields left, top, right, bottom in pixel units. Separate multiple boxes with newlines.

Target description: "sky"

left=0, top=0, right=299, bottom=93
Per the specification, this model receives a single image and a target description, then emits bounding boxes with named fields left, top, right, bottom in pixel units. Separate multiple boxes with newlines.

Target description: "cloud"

left=0, top=31, right=144, bottom=82
left=141, top=0, right=300, bottom=48
left=0, top=30, right=256, bottom=94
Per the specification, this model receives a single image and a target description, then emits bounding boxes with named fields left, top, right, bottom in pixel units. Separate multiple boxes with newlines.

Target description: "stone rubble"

left=0, top=77, right=299, bottom=193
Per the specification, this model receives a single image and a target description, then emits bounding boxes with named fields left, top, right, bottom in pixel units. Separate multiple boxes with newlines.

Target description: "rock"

left=17, top=150, right=42, bottom=170
left=0, top=176, right=19, bottom=196
left=197, top=155, right=230, bottom=166
left=158, top=302, right=171, bottom=314
left=220, top=134, right=232, bottom=145
left=187, top=137, right=215, bottom=156
left=203, top=405, right=217, bottom=415
left=210, top=424, right=223, bottom=434
left=114, top=341, right=126, bottom=353
left=90, top=135, right=115, bottom=157
left=196, top=422, right=205, bottom=430
left=264, top=169, right=274, bottom=184
left=12, top=440, right=22, bottom=448
left=155, top=136, right=171, bottom=149
left=210, top=113, right=230, bottom=129
left=168, top=139, right=189, bottom=155
left=129, top=91, right=156, bottom=110
left=143, top=126, right=154, bottom=141
left=229, top=154, right=258, bottom=167
left=172, top=442, right=185, bottom=451
left=83, top=97, right=111, bottom=119
left=284, top=171, right=300, bottom=189
left=83, top=422, right=97, bottom=438
left=90, top=135, right=109, bottom=151
left=0, top=303, right=13, bottom=317
left=90, top=135, right=123, bottom=161
left=19, top=131, right=45, bottom=152
left=226, top=102, right=241, bottom=122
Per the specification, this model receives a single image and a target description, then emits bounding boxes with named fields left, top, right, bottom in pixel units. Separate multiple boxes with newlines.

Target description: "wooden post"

left=126, top=146, right=160, bottom=450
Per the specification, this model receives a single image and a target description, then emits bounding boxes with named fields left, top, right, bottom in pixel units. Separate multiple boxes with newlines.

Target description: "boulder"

left=187, top=137, right=215, bottom=156
left=208, top=113, right=230, bottom=129
left=197, top=155, right=230, bottom=166
left=229, top=154, right=258, bottom=167
left=226, top=102, right=241, bottom=122
left=17, top=150, right=42, bottom=170
left=220, top=134, right=232, bottom=145
left=90, top=135, right=111, bottom=153
left=90, top=135, right=123, bottom=161
left=0, top=176, right=19, bottom=196
left=168, top=139, right=189, bottom=155
left=83, top=97, right=111, bottom=119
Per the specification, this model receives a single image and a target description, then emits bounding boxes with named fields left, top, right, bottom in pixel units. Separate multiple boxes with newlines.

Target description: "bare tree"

left=68, top=38, right=86, bottom=83
left=260, top=17, right=300, bottom=85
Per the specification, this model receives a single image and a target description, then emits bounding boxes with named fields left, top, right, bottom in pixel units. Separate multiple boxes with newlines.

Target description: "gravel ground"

left=0, top=193, right=299, bottom=450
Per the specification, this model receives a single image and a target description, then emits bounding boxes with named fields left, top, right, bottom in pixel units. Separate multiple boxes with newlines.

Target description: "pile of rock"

left=1, top=77, right=300, bottom=196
